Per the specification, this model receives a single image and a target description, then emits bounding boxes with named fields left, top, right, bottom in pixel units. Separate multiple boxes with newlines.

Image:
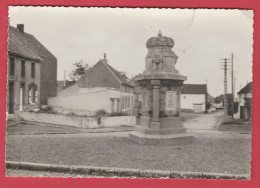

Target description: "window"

left=31, top=63, right=35, bottom=78
left=9, top=58, right=15, bottom=76
left=28, top=84, right=38, bottom=104
left=21, top=60, right=25, bottom=77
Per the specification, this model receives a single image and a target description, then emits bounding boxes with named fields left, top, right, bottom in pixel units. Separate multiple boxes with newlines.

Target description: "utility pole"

left=234, top=76, right=236, bottom=96
left=220, top=58, right=230, bottom=119
left=231, top=53, right=234, bottom=118
left=224, top=59, right=228, bottom=117
left=64, top=70, right=67, bottom=87
left=205, top=79, right=208, bottom=114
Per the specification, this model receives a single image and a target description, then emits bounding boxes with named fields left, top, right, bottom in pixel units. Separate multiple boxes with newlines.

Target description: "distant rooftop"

left=181, top=84, right=207, bottom=94
left=238, top=82, right=252, bottom=94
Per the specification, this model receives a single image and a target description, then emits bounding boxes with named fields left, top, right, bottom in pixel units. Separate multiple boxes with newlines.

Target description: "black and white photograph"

left=6, top=7, right=253, bottom=179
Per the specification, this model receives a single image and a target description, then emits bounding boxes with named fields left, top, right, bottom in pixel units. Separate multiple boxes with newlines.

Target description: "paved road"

left=183, top=111, right=224, bottom=134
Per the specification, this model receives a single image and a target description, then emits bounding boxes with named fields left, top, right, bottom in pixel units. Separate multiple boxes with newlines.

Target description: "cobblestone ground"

left=5, top=112, right=251, bottom=177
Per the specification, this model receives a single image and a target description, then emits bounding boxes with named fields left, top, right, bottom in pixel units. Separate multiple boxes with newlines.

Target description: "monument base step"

left=134, top=125, right=186, bottom=135
left=128, top=131, right=194, bottom=145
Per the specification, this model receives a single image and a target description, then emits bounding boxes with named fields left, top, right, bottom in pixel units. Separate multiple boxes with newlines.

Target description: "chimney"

left=103, top=53, right=108, bottom=63
left=17, top=24, right=24, bottom=33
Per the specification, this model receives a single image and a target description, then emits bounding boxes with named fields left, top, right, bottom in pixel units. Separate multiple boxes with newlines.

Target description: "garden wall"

left=17, top=111, right=99, bottom=129
left=101, top=116, right=136, bottom=127
left=17, top=111, right=136, bottom=129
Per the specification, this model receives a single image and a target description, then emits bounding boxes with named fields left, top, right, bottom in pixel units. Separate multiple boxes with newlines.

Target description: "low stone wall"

left=17, top=111, right=99, bottom=129
left=51, top=106, right=95, bottom=117
left=101, top=116, right=136, bottom=127
left=17, top=112, right=136, bottom=129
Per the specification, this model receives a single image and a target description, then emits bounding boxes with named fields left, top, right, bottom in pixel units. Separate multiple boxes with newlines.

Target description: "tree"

left=69, top=60, right=91, bottom=81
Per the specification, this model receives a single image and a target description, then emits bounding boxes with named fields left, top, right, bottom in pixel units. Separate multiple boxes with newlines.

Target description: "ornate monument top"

left=135, top=31, right=187, bottom=81
left=146, top=31, right=174, bottom=48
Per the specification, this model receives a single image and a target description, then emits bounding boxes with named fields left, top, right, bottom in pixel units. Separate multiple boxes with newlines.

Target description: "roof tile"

left=8, top=25, right=56, bottom=61
left=181, top=84, right=207, bottom=94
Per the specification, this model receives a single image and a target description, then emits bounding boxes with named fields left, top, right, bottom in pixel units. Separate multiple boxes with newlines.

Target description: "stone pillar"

left=151, top=80, right=160, bottom=122
left=19, top=87, right=23, bottom=111
left=117, top=98, right=120, bottom=112
left=151, top=80, right=160, bottom=129
left=110, top=98, right=114, bottom=113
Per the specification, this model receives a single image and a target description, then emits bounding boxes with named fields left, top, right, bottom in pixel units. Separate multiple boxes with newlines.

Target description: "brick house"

left=48, top=55, right=134, bottom=115
left=7, top=24, right=57, bottom=114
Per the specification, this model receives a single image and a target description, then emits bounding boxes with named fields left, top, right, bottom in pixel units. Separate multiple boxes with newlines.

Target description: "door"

left=19, top=83, right=25, bottom=111
left=8, top=82, right=14, bottom=114
left=240, top=106, right=247, bottom=119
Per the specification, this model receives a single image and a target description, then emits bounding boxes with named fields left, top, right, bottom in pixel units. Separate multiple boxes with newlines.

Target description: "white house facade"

left=48, top=56, right=134, bottom=116
left=236, top=82, right=252, bottom=119
left=180, top=84, right=213, bottom=113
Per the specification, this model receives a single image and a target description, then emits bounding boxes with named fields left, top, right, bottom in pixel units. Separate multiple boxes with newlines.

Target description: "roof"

left=102, top=60, right=129, bottom=84
left=181, top=84, right=207, bottom=94
left=215, top=94, right=233, bottom=103
left=238, top=82, right=252, bottom=94
left=57, top=80, right=76, bottom=92
left=8, top=25, right=56, bottom=61
left=57, top=84, right=79, bottom=96
left=77, top=58, right=131, bottom=89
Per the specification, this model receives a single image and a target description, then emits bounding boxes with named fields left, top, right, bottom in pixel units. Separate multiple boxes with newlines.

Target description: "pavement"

left=183, top=111, right=223, bottom=133
left=5, top=111, right=251, bottom=178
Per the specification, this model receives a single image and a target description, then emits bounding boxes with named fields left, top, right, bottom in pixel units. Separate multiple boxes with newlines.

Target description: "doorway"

left=8, top=82, right=14, bottom=114
left=19, top=83, right=25, bottom=111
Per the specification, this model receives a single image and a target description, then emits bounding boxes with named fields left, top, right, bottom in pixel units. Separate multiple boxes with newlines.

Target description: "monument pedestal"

left=129, top=131, right=193, bottom=145
left=128, top=31, right=194, bottom=145
left=129, top=117, right=193, bottom=145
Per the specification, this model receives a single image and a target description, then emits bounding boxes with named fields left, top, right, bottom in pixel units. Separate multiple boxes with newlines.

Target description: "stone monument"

left=129, top=31, right=193, bottom=145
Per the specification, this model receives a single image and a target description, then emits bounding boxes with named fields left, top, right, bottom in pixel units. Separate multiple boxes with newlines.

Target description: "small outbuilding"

left=181, top=84, right=214, bottom=113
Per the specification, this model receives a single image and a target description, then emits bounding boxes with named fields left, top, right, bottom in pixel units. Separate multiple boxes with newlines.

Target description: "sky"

left=8, top=7, right=253, bottom=97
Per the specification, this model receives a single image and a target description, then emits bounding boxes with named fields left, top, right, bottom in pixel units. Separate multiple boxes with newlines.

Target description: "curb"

left=6, top=161, right=250, bottom=179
